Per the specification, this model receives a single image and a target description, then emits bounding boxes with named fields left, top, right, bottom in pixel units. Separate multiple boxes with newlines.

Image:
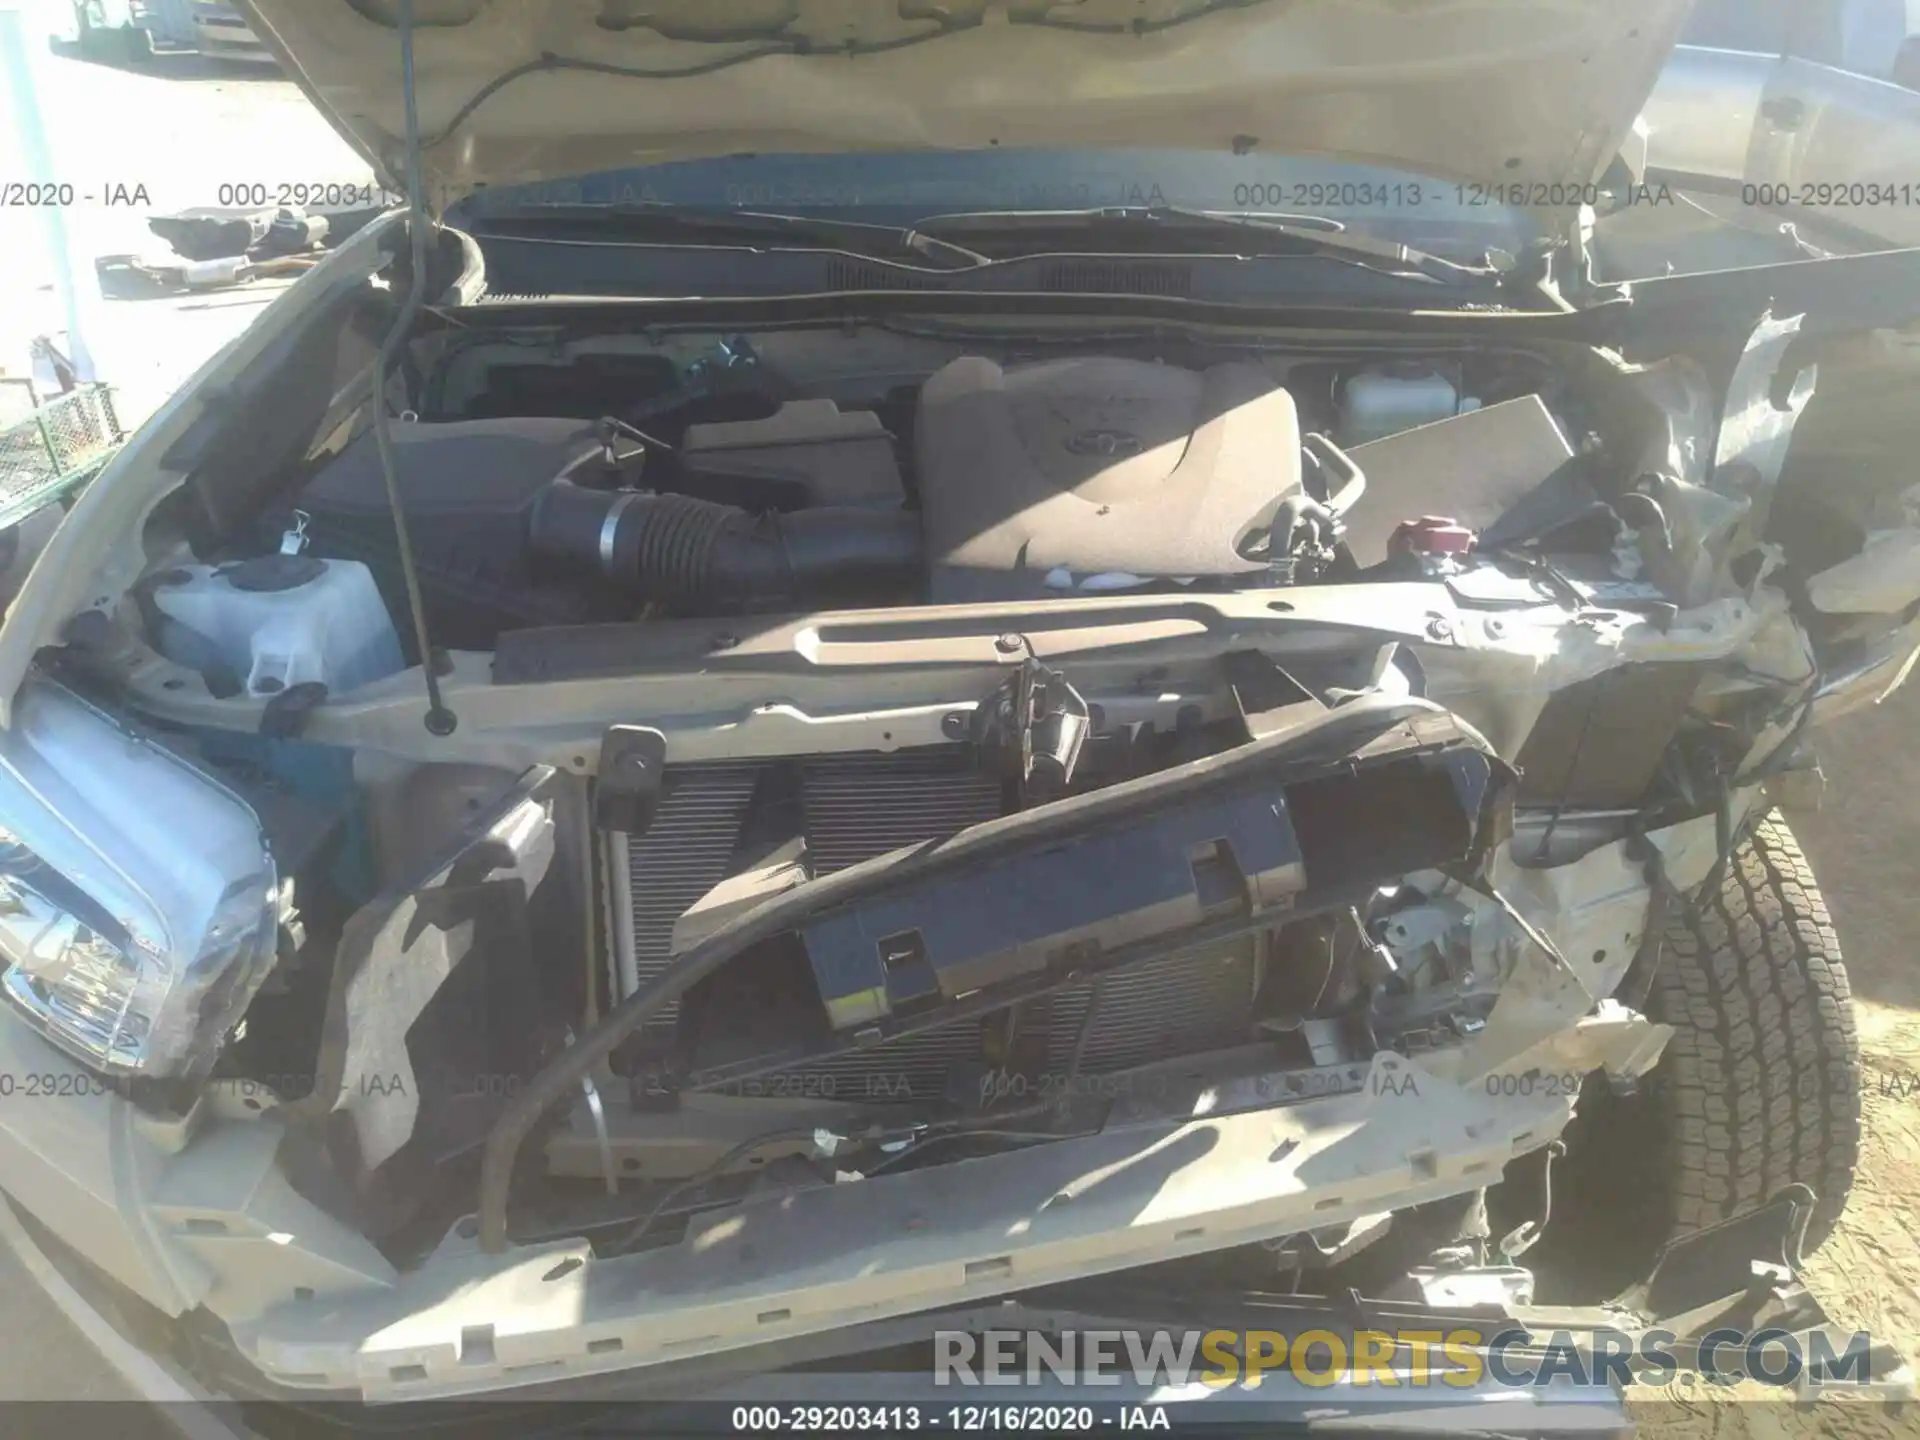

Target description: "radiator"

left=799, top=748, right=1004, bottom=874
left=606, top=764, right=760, bottom=1041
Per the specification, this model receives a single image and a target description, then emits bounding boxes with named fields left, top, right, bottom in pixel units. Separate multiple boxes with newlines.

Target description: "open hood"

left=239, top=0, right=1689, bottom=205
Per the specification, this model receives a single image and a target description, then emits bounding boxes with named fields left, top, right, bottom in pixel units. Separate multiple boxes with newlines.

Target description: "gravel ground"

left=2, top=35, right=1918, bottom=1436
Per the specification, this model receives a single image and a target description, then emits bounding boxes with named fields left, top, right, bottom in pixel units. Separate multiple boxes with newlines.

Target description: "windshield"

left=450, top=150, right=1540, bottom=264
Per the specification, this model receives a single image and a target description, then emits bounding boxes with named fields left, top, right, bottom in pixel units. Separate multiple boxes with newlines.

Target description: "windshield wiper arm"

left=465, top=202, right=992, bottom=270
left=916, top=205, right=1504, bottom=285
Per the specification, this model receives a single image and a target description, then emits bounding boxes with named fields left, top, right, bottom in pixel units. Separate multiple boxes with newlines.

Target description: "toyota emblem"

left=1065, top=428, right=1144, bottom=458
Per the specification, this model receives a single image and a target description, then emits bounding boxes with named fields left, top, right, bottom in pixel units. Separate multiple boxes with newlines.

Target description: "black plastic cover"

left=797, top=715, right=1497, bottom=1034
left=1514, top=661, right=1706, bottom=809
left=290, top=416, right=627, bottom=650
left=801, top=785, right=1302, bottom=1030
left=290, top=766, right=572, bottom=1224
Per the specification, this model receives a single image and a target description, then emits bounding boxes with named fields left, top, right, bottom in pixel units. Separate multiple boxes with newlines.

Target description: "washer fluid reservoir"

left=151, top=555, right=404, bottom=698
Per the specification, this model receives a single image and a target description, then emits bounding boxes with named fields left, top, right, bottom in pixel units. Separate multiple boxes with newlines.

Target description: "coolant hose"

left=526, top=483, right=923, bottom=606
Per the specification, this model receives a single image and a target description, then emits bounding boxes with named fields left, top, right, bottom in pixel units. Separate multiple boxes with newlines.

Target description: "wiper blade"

left=465, top=202, right=992, bottom=270
left=917, top=205, right=1504, bottom=285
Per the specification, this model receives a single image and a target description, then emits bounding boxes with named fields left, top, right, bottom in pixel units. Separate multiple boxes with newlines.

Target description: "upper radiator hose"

left=525, top=483, right=924, bottom=607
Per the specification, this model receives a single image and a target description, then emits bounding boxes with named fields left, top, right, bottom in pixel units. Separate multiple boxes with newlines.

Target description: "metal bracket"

left=968, top=655, right=1089, bottom=799
left=1224, top=649, right=1325, bottom=740
left=593, top=725, right=668, bottom=833
left=1642, top=1184, right=1815, bottom=1320
left=258, top=680, right=328, bottom=739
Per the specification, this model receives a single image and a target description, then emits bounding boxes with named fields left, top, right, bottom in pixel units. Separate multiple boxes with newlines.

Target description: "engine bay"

left=116, top=319, right=1710, bottom=1257
left=19, top=263, right=1913, bottom=1390
left=149, top=329, right=1588, bottom=693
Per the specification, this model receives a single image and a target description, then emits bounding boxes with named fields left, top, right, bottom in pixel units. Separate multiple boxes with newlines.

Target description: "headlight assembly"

left=0, top=680, right=277, bottom=1083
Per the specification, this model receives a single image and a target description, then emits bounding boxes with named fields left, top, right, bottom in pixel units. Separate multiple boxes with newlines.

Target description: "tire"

left=1644, top=815, right=1861, bottom=1251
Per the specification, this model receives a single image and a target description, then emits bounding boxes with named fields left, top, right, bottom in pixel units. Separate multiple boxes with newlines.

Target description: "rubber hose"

left=526, top=483, right=923, bottom=606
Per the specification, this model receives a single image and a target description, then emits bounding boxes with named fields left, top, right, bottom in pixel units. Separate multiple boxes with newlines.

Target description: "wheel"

left=1644, top=815, right=1861, bottom=1251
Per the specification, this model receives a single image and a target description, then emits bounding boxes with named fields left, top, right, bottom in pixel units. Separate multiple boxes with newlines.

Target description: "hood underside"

left=239, top=0, right=1688, bottom=203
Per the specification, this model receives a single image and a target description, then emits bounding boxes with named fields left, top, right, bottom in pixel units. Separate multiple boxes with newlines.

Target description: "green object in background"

left=0, top=381, right=123, bottom=529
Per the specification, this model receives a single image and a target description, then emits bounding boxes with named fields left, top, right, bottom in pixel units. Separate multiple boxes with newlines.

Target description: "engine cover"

left=915, top=356, right=1301, bottom=601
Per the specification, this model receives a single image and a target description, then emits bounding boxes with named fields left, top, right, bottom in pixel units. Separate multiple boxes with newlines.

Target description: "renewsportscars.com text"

left=934, top=1326, right=1884, bottom=1391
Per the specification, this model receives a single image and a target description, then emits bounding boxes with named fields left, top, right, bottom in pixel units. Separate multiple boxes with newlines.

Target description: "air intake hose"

left=526, top=483, right=924, bottom=607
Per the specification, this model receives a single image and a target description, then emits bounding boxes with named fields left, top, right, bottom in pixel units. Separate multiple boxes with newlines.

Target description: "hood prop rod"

left=371, top=0, right=456, bottom=736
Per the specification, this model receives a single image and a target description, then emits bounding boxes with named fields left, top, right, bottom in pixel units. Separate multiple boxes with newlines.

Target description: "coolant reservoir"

left=1338, top=366, right=1480, bottom=445
left=150, top=556, right=403, bottom=698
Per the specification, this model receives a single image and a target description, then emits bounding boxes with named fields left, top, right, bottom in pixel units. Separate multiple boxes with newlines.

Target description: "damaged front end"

left=0, top=214, right=1916, bottom=1402
left=0, top=668, right=1687, bottom=1397
left=0, top=630, right=1707, bottom=1398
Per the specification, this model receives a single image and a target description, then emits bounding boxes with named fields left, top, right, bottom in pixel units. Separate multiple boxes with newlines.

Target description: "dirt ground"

left=1629, top=680, right=1920, bottom=1436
